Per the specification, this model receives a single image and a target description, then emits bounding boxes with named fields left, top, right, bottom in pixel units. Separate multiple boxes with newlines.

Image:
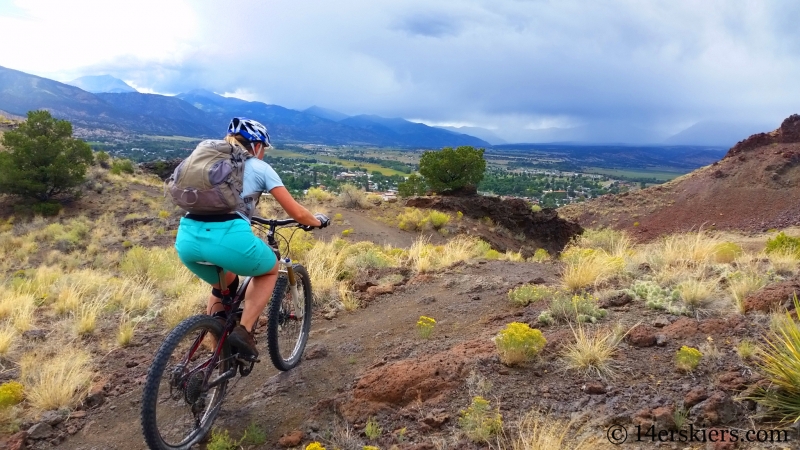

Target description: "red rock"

left=584, top=382, right=606, bottom=395
left=338, top=339, right=494, bottom=421
left=652, top=406, right=675, bottom=430
left=627, top=325, right=656, bottom=347
left=684, top=387, right=709, bottom=408
left=705, top=428, right=736, bottom=450
left=277, top=430, right=303, bottom=447
left=3, top=431, right=27, bottom=450
left=715, top=371, right=747, bottom=391
left=744, top=279, right=800, bottom=313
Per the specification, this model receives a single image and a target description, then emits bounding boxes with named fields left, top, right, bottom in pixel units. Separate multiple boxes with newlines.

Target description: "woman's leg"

left=208, top=271, right=238, bottom=315
left=239, top=264, right=279, bottom=332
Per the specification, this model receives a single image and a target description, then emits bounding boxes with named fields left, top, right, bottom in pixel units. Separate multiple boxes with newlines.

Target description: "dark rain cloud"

left=54, top=0, right=800, bottom=143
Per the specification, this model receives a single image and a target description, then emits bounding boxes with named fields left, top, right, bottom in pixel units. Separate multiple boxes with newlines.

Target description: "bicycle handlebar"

left=251, top=216, right=298, bottom=227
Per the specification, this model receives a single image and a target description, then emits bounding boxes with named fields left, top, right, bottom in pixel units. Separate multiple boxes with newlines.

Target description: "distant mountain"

left=176, top=91, right=489, bottom=147
left=304, top=105, right=349, bottom=122
left=67, top=75, right=137, bottom=93
left=437, top=126, right=506, bottom=145
left=0, top=65, right=490, bottom=147
left=664, top=120, right=775, bottom=147
left=340, top=115, right=489, bottom=147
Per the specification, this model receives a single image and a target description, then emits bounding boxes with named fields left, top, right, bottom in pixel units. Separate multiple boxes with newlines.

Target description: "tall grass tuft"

left=576, top=228, right=632, bottom=258
left=510, top=412, right=600, bottom=450
left=767, top=250, right=799, bottom=275
left=560, top=248, right=624, bottom=291
left=729, top=271, right=766, bottom=314
left=117, top=317, right=136, bottom=347
left=0, top=325, right=15, bottom=355
left=304, top=239, right=349, bottom=306
left=11, top=294, right=37, bottom=332
left=749, top=296, right=800, bottom=423
left=162, top=282, right=206, bottom=328
left=20, top=347, right=93, bottom=412
left=649, top=231, right=721, bottom=270
left=676, top=278, right=717, bottom=310
left=561, top=325, right=621, bottom=379
left=337, top=282, right=360, bottom=312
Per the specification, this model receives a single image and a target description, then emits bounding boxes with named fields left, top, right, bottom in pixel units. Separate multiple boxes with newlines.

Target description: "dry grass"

left=561, top=325, right=621, bottom=379
left=676, top=278, right=717, bottom=310
left=20, top=347, right=93, bottom=412
left=407, top=236, right=436, bottom=273
left=0, top=325, right=15, bottom=355
left=111, top=280, right=157, bottom=315
left=560, top=248, right=624, bottom=291
left=162, top=282, right=206, bottom=328
left=729, top=271, right=767, bottom=314
left=11, top=294, right=37, bottom=332
left=53, top=284, right=86, bottom=315
left=117, top=318, right=136, bottom=347
left=337, top=282, right=360, bottom=312
left=649, top=231, right=720, bottom=269
left=74, top=296, right=107, bottom=336
left=768, top=250, right=799, bottom=275
left=576, top=228, right=632, bottom=258
left=0, top=287, right=15, bottom=319
left=304, top=239, right=349, bottom=306
left=509, top=412, right=601, bottom=450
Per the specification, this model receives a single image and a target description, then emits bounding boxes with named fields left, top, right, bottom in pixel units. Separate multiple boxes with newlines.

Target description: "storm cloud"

left=2, top=0, right=798, bottom=142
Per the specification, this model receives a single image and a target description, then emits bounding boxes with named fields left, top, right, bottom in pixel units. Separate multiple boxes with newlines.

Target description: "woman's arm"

left=269, top=186, right=322, bottom=227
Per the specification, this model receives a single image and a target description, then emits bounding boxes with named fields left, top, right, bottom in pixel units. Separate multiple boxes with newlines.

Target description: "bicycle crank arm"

left=205, top=367, right=237, bottom=389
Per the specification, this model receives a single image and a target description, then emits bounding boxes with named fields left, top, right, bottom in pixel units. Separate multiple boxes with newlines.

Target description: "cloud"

left=3, top=0, right=799, bottom=142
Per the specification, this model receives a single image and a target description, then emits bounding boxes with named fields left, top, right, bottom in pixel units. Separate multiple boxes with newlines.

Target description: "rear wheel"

left=141, top=315, right=231, bottom=450
left=267, top=264, right=312, bottom=371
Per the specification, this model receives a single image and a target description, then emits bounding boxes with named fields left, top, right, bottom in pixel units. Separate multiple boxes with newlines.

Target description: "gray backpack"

left=167, top=140, right=252, bottom=214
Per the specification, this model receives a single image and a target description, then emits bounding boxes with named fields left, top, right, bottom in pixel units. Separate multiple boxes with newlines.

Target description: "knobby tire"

left=267, top=263, right=312, bottom=371
left=141, top=315, right=230, bottom=450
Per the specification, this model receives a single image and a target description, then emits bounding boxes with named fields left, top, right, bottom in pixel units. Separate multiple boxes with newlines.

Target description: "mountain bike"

left=140, top=216, right=315, bottom=450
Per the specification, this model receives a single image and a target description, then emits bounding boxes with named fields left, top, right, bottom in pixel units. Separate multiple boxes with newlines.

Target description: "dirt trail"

left=62, top=257, right=560, bottom=450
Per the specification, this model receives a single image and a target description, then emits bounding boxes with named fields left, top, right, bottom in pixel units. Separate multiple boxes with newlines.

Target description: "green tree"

left=397, top=173, right=428, bottom=197
left=0, top=110, right=93, bottom=201
left=419, top=146, right=486, bottom=195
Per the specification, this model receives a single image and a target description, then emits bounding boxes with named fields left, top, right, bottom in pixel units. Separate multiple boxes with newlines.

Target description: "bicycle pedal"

left=236, top=354, right=260, bottom=364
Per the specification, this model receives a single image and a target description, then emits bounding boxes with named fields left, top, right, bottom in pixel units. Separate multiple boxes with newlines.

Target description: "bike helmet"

left=227, top=117, right=271, bottom=147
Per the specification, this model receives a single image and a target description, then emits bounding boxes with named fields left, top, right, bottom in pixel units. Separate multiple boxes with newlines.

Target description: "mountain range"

left=0, top=66, right=488, bottom=148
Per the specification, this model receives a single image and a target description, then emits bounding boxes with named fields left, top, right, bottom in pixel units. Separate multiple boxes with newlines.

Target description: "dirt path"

left=62, top=260, right=560, bottom=450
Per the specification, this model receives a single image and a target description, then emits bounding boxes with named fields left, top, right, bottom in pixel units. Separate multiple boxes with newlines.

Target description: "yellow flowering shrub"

left=305, top=442, right=326, bottom=450
left=494, top=322, right=547, bottom=365
left=675, top=346, right=702, bottom=372
left=417, top=316, right=436, bottom=339
left=459, top=396, right=503, bottom=442
left=0, top=381, right=24, bottom=407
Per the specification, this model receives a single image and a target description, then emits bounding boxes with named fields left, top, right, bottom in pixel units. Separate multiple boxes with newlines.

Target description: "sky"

left=1, top=0, right=799, bottom=144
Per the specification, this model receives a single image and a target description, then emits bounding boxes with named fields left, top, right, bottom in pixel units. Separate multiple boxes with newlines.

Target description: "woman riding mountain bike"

left=174, top=117, right=330, bottom=359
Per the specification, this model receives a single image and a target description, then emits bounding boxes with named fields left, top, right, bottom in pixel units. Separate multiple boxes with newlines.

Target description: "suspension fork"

left=282, top=258, right=303, bottom=315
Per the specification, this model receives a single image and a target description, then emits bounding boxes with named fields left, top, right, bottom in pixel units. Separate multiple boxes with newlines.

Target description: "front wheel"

left=141, top=315, right=231, bottom=450
left=267, top=264, right=312, bottom=371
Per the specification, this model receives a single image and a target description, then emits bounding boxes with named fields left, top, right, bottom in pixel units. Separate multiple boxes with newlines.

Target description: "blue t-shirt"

left=239, top=157, right=284, bottom=219
left=242, top=157, right=284, bottom=196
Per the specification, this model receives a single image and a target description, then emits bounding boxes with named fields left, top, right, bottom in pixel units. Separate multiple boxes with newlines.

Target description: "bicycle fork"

left=281, top=258, right=303, bottom=319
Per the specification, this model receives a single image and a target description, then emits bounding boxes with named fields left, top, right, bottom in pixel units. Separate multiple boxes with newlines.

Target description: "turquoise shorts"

left=174, top=217, right=277, bottom=285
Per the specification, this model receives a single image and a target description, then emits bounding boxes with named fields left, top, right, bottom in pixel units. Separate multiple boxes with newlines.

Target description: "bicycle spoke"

left=142, top=316, right=231, bottom=450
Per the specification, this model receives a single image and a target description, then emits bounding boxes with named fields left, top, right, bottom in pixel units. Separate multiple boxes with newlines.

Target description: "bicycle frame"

left=174, top=218, right=305, bottom=392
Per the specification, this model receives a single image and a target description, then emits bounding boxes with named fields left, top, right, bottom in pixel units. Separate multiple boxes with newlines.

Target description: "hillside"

left=560, top=114, right=800, bottom=240
left=1, top=165, right=800, bottom=448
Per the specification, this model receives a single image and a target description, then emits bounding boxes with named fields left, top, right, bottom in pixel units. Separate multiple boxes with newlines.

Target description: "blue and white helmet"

left=227, top=117, right=271, bottom=147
